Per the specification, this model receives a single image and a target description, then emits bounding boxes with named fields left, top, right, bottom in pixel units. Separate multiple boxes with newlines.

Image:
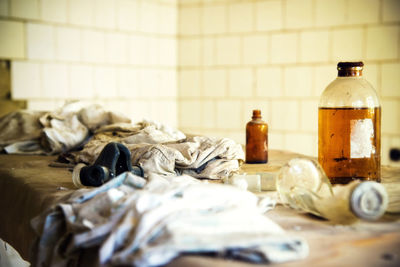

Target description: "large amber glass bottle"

left=246, top=110, right=268, bottom=163
left=318, top=62, right=381, bottom=184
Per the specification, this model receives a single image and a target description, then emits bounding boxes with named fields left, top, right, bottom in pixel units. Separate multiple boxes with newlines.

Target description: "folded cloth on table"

left=0, top=102, right=130, bottom=154
left=31, top=172, right=308, bottom=267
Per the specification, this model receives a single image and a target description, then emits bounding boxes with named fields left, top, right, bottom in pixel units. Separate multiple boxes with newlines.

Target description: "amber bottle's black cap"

left=337, top=61, right=364, bottom=69
left=337, top=61, right=363, bottom=76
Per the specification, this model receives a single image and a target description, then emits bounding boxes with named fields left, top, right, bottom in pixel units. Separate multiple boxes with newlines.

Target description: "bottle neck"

left=251, top=110, right=262, bottom=120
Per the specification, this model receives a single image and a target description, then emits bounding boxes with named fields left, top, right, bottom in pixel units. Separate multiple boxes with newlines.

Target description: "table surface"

left=0, top=150, right=399, bottom=267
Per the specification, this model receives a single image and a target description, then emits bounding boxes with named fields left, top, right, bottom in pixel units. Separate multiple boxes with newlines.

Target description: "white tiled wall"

left=10, top=0, right=39, bottom=20
left=1, top=0, right=178, bottom=126
left=0, top=20, right=24, bottom=58
left=177, top=0, right=400, bottom=165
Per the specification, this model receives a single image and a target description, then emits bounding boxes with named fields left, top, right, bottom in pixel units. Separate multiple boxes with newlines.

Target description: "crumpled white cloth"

left=0, top=110, right=45, bottom=153
left=129, top=136, right=243, bottom=179
left=0, top=102, right=243, bottom=179
left=73, top=135, right=244, bottom=180
left=31, top=172, right=308, bottom=267
left=0, top=102, right=130, bottom=154
left=92, top=119, right=186, bottom=145
left=72, top=120, right=244, bottom=180
left=0, top=239, right=30, bottom=267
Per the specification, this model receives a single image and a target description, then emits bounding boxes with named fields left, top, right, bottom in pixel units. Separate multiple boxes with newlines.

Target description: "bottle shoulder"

left=319, top=77, right=380, bottom=108
left=247, top=119, right=268, bottom=126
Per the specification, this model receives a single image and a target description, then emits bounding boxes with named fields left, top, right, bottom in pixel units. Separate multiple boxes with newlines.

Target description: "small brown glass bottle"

left=246, top=110, right=268, bottom=164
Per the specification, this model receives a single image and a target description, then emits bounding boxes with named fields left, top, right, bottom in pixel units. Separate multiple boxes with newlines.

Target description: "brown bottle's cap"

left=350, top=181, right=388, bottom=221
left=252, top=109, right=261, bottom=119
left=337, top=62, right=364, bottom=77
left=337, top=61, right=364, bottom=69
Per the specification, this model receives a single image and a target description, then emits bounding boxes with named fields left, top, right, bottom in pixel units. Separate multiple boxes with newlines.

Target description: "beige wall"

left=0, top=0, right=178, bottom=126
left=178, top=0, right=400, bottom=165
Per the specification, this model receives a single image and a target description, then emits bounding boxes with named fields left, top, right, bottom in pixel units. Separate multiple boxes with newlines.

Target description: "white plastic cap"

left=350, top=181, right=388, bottom=221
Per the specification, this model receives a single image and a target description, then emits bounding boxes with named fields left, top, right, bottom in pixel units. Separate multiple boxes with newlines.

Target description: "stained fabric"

left=0, top=102, right=131, bottom=154
left=0, top=110, right=45, bottom=154
left=0, top=239, right=30, bottom=267
left=31, top=172, right=308, bottom=267
left=74, top=135, right=244, bottom=180
left=0, top=102, right=244, bottom=180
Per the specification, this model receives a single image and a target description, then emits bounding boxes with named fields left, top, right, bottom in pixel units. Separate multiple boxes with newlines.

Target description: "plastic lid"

left=337, top=62, right=364, bottom=77
left=337, top=61, right=364, bottom=69
left=350, top=181, right=388, bottom=221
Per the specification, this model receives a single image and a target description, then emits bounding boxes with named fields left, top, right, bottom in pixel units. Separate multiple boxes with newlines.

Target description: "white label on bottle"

left=350, top=119, right=375, bottom=158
